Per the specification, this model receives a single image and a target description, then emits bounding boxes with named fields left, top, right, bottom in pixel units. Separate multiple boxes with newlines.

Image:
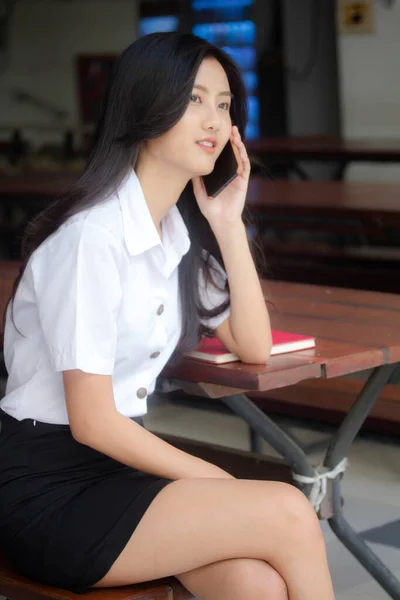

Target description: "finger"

left=232, top=133, right=250, bottom=180
left=239, top=144, right=251, bottom=180
left=232, top=126, right=243, bottom=144
left=233, top=126, right=242, bottom=143
left=231, top=141, right=242, bottom=173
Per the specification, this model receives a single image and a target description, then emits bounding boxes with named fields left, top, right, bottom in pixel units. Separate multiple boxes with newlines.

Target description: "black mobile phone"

left=202, top=140, right=239, bottom=198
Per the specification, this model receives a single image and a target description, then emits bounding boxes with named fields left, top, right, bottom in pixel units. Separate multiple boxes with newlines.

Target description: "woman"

left=0, top=32, right=335, bottom=600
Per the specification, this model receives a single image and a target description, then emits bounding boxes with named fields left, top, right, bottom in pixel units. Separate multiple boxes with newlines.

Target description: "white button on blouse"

left=1, top=170, right=230, bottom=424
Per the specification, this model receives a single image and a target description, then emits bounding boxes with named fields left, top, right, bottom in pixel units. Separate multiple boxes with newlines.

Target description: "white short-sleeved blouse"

left=1, top=169, right=229, bottom=424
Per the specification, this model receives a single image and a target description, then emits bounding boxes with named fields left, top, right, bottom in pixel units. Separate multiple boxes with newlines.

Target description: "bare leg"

left=94, top=479, right=335, bottom=599
left=176, top=558, right=288, bottom=600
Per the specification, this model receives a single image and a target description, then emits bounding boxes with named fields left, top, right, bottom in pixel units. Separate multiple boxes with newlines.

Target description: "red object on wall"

left=76, top=54, right=117, bottom=127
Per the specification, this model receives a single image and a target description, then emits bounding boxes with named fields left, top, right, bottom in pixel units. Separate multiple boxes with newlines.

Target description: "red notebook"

left=187, top=330, right=316, bottom=364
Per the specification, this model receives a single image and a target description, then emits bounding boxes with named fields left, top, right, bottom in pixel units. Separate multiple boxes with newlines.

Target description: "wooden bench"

left=0, top=552, right=192, bottom=600
left=0, top=172, right=77, bottom=259
left=259, top=241, right=400, bottom=293
left=246, top=178, right=400, bottom=293
left=0, top=261, right=18, bottom=357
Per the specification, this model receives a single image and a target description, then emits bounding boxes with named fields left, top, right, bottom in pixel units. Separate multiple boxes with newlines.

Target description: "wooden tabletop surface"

left=246, top=135, right=400, bottom=162
left=163, top=280, right=400, bottom=393
left=246, top=178, right=400, bottom=218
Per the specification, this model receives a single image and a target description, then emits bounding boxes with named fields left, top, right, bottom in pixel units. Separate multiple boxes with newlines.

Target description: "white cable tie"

left=292, top=458, right=349, bottom=512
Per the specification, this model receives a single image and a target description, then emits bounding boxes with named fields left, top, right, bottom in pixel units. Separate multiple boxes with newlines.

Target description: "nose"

left=202, top=105, right=221, bottom=133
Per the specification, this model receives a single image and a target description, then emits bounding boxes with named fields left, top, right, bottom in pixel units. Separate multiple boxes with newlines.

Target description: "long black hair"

left=8, top=32, right=253, bottom=354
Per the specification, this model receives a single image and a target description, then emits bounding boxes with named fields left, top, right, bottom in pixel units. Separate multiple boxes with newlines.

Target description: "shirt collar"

left=117, top=169, right=190, bottom=269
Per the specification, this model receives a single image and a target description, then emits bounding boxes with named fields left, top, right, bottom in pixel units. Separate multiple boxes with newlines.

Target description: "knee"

left=275, top=482, right=324, bottom=544
left=231, top=560, right=288, bottom=600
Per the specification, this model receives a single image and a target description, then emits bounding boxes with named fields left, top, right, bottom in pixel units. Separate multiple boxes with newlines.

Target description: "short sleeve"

left=198, top=254, right=230, bottom=330
left=32, top=222, right=124, bottom=374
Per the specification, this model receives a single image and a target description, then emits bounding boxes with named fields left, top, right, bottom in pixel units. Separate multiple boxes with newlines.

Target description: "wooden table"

left=162, top=280, right=400, bottom=599
left=247, top=135, right=400, bottom=180
left=0, top=171, right=76, bottom=196
left=247, top=178, right=400, bottom=223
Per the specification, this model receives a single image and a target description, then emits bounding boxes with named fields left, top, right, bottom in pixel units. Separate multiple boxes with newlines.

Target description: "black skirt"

left=0, top=409, right=173, bottom=593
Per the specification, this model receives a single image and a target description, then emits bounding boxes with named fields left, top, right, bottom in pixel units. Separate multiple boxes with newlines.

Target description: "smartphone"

left=202, top=140, right=239, bottom=198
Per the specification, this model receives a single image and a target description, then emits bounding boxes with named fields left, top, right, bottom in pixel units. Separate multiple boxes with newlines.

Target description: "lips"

left=196, top=137, right=217, bottom=148
left=196, top=137, right=217, bottom=156
left=197, top=141, right=215, bottom=148
left=196, top=141, right=216, bottom=154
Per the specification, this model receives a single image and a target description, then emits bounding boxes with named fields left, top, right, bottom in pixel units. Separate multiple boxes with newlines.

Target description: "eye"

left=219, top=102, right=230, bottom=111
left=190, top=94, right=201, bottom=103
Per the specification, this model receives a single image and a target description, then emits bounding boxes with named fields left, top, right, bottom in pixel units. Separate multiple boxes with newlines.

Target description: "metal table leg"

left=224, top=364, right=400, bottom=599
left=164, top=363, right=400, bottom=598
left=249, top=427, right=264, bottom=454
left=323, top=364, right=400, bottom=599
left=333, top=160, right=349, bottom=181
left=160, top=378, right=315, bottom=497
left=220, top=392, right=315, bottom=496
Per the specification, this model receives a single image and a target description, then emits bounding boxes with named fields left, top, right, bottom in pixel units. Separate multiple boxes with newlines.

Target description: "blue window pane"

left=245, top=121, right=259, bottom=140
left=231, top=21, right=256, bottom=45
left=193, top=20, right=255, bottom=46
left=193, top=24, right=212, bottom=42
left=139, top=16, right=179, bottom=36
left=192, top=0, right=259, bottom=137
left=247, top=95, right=260, bottom=124
left=242, top=71, right=258, bottom=94
left=193, top=0, right=253, bottom=10
left=221, top=46, right=256, bottom=71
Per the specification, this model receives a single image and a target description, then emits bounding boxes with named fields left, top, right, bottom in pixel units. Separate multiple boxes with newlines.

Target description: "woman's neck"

left=135, top=154, right=189, bottom=232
